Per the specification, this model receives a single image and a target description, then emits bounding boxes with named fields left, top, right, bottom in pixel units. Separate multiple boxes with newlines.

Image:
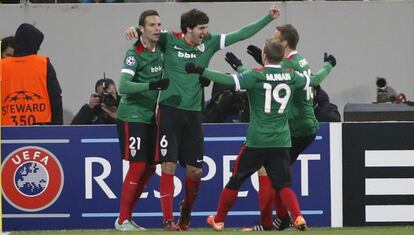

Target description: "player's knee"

left=257, top=167, right=267, bottom=176
left=226, top=177, right=243, bottom=190
left=187, top=166, right=202, bottom=179
left=273, top=182, right=292, bottom=191
left=161, top=162, right=177, bottom=174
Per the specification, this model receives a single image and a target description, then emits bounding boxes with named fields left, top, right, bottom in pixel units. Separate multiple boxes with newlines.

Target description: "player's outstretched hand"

left=225, top=52, right=243, bottom=71
left=125, top=26, right=138, bottom=40
left=185, top=62, right=205, bottom=75
left=199, top=76, right=211, bottom=87
left=324, top=53, right=336, bottom=67
left=268, top=5, right=281, bottom=19
left=247, top=45, right=263, bottom=66
left=149, top=79, right=169, bottom=90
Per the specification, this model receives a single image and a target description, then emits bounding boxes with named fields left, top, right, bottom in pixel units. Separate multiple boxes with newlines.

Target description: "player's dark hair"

left=276, top=24, right=299, bottom=50
left=1, top=36, right=15, bottom=54
left=138, top=10, right=159, bottom=38
left=263, top=39, right=284, bottom=64
left=180, top=9, right=209, bottom=33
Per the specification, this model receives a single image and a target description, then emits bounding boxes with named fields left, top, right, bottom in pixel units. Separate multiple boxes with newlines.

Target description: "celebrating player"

left=244, top=24, right=328, bottom=231
left=126, top=4, right=281, bottom=231
left=185, top=39, right=336, bottom=231
left=114, top=9, right=169, bottom=231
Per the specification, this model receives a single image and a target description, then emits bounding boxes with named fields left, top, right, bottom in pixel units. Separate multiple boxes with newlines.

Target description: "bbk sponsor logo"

left=178, top=51, right=196, bottom=59
left=151, top=65, right=162, bottom=73
left=2, top=146, right=64, bottom=212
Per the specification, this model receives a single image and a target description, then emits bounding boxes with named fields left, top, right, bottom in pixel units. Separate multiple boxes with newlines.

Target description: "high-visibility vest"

left=1, top=55, right=52, bottom=126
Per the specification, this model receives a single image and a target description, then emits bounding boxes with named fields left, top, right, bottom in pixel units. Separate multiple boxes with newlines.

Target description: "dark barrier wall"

left=343, top=123, right=414, bottom=226
left=1, top=123, right=333, bottom=231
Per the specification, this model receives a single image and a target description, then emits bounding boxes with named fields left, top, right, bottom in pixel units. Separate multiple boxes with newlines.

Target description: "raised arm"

left=309, top=53, right=336, bottom=86
left=308, top=63, right=332, bottom=87
left=225, top=5, right=280, bottom=47
left=224, top=52, right=252, bottom=74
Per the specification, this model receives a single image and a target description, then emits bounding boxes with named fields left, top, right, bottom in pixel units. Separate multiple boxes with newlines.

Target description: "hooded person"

left=313, top=86, right=341, bottom=122
left=1, top=23, right=63, bottom=125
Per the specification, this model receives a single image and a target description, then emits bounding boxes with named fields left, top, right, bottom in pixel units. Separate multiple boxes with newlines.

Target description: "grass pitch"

left=7, top=226, right=414, bottom=235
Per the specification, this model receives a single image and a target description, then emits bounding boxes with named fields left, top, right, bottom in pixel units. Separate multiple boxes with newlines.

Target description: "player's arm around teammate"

left=243, top=24, right=337, bottom=231
left=186, top=51, right=335, bottom=92
left=123, top=5, right=281, bottom=231
left=185, top=40, right=335, bottom=232
left=114, top=10, right=169, bottom=232
left=125, top=5, right=281, bottom=47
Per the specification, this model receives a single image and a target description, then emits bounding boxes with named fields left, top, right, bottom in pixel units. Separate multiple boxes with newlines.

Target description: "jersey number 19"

left=263, top=83, right=291, bottom=114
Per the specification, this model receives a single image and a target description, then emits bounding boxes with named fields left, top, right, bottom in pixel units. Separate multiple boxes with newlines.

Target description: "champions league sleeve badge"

left=2, top=146, right=64, bottom=212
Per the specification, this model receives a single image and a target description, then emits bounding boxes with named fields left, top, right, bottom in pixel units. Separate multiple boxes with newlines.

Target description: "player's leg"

left=210, top=146, right=263, bottom=231
left=289, top=133, right=317, bottom=164
left=177, top=165, right=202, bottom=230
left=134, top=123, right=157, bottom=207
left=160, top=162, right=178, bottom=231
left=177, top=110, right=204, bottom=230
left=156, top=105, right=181, bottom=231
left=251, top=167, right=275, bottom=231
left=270, top=133, right=317, bottom=230
left=115, top=120, right=151, bottom=231
left=265, top=148, right=307, bottom=231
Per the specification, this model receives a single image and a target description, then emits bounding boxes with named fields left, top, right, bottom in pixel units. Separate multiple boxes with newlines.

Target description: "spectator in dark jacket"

left=313, top=86, right=341, bottom=122
left=71, top=78, right=120, bottom=125
left=203, top=82, right=249, bottom=123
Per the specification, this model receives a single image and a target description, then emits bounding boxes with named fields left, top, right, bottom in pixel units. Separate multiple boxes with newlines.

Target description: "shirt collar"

left=140, top=36, right=156, bottom=53
left=265, top=64, right=282, bottom=68
left=286, top=50, right=298, bottom=58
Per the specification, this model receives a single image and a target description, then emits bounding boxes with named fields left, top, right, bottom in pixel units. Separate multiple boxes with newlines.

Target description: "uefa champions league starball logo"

left=2, top=146, right=64, bottom=212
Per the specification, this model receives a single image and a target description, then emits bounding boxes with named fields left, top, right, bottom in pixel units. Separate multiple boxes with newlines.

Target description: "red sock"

left=279, top=187, right=302, bottom=220
left=183, top=176, right=200, bottom=210
left=274, top=191, right=289, bottom=218
left=160, top=172, right=174, bottom=223
left=133, top=165, right=156, bottom=218
left=258, top=175, right=274, bottom=228
left=118, top=162, right=146, bottom=224
left=215, top=187, right=238, bottom=223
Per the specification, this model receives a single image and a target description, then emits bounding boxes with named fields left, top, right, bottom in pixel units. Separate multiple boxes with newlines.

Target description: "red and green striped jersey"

left=157, top=15, right=274, bottom=111
left=281, top=51, right=317, bottom=137
left=202, top=63, right=332, bottom=148
left=116, top=39, right=163, bottom=123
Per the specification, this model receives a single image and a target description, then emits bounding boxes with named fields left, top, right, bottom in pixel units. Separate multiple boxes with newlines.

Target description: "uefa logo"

left=2, top=146, right=64, bottom=212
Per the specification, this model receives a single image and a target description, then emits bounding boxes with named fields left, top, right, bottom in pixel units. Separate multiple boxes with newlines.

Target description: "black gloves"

left=199, top=76, right=211, bottom=87
left=324, top=53, right=336, bottom=67
left=247, top=45, right=263, bottom=66
left=185, top=62, right=205, bottom=74
left=185, top=63, right=210, bottom=86
left=149, top=79, right=169, bottom=90
left=225, top=52, right=243, bottom=71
